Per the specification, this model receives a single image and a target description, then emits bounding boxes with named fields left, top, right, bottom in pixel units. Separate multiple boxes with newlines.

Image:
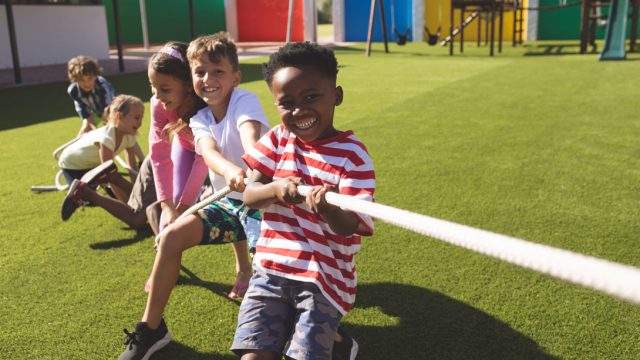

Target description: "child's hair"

left=149, top=41, right=205, bottom=137
left=67, top=55, right=102, bottom=82
left=186, top=32, right=239, bottom=71
left=149, top=41, right=191, bottom=85
left=262, top=42, right=339, bottom=87
left=102, top=94, right=143, bottom=125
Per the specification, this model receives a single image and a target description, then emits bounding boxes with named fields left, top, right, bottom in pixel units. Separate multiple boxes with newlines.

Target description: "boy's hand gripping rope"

left=296, top=185, right=640, bottom=305
left=156, top=182, right=640, bottom=304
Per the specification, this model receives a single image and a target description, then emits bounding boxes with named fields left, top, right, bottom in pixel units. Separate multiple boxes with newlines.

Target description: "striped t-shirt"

left=243, top=124, right=375, bottom=314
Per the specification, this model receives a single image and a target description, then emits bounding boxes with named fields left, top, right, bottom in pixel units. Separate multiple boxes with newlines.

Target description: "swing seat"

left=424, top=26, right=442, bottom=46
left=395, top=28, right=410, bottom=45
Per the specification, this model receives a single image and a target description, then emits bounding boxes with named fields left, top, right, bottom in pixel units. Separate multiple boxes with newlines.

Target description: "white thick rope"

left=153, top=181, right=640, bottom=304
left=154, top=185, right=234, bottom=245
left=297, top=185, right=640, bottom=305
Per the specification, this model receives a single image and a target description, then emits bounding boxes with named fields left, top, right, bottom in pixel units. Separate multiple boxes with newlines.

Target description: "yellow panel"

left=423, top=0, right=528, bottom=42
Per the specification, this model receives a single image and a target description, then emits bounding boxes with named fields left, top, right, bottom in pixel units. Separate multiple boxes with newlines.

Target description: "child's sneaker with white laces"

left=118, top=318, right=171, bottom=360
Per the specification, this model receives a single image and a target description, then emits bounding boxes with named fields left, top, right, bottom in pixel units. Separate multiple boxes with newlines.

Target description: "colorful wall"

left=235, top=0, right=304, bottom=41
left=103, top=0, right=226, bottom=45
left=342, top=0, right=414, bottom=42
left=536, top=0, right=640, bottom=40
left=424, top=0, right=528, bottom=42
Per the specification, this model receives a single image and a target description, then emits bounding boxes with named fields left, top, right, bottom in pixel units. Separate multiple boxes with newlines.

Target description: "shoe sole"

left=141, top=331, right=172, bottom=360
left=61, top=180, right=81, bottom=221
left=80, top=160, right=117, bottom=186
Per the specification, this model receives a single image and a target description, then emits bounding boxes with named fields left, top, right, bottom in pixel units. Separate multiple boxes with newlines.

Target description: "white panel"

left=332, top=0, right=345, bottom=42
left=303, top=0, right=317, bottom=42
left=7, top=5, right=109, bottom=69
left=527, top=0, right=538, bottom=41
left=225, top=0, right=239, bottom=41
left=412, top=0, right=424, bottom=42
left=0, top=6, right=12, bottom=69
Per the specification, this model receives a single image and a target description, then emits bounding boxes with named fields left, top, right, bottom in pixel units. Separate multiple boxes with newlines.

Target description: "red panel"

left=237, top=0, right=305, bottom=42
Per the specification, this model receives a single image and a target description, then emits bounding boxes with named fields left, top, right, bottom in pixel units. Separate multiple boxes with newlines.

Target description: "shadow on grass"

left=350, top=282, right=558, bottom=360
left=151, top=341, right=236, bottom=360
left=177, top=265, right=242, bottom=305
left=89, top=226, right=152, bottom=250
left=523, top=42, right=592, bottom=56
left=0, top=63, right=263, bottom=132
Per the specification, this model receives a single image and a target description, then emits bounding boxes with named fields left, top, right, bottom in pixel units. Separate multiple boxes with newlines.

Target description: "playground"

left=0, top=0, right=640, bottom=360
left=1, top=38, right=639, bottom=358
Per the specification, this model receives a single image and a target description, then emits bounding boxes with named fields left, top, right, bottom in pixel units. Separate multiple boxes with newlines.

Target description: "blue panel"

left=344, top=0, right=413, bottom=42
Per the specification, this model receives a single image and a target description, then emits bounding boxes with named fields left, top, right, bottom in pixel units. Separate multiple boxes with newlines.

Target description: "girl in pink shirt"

left=148, top=42, right=208, bottom=228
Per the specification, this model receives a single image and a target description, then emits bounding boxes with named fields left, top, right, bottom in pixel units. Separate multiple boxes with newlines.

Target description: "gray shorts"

left=231, top=270, right=342, bottom=360
left=127, top=156, right=156, bottom=213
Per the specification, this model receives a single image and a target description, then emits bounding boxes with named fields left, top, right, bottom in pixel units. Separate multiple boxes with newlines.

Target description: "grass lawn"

left=1, top=41, right=639, bottom=359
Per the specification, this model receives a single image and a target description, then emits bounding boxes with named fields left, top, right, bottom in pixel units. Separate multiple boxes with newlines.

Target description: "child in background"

left=67, top=55, right=117, bottom=136
left=118, top=33, right=269, bottom=360
left=60, top=94, right=145, bottom=220
left=232, top=42, right=375, bottom=360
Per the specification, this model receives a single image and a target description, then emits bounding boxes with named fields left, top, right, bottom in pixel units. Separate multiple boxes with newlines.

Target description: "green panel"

left=147, top=0, right=226, bottom=43
left=104, top=0, right=226, bottom=46
left=537, top=0, right=640, bottom=40
left=103, top=0, right=143, bottom=45
left=537, top=0, right=583, bottom=40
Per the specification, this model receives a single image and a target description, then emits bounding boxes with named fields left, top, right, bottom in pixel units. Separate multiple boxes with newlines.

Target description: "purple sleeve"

left=177, top=154, right=208, bottom=206
left=149, top=97, right=174, bottom=203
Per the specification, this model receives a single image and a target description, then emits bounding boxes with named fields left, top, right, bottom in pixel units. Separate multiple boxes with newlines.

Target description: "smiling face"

left=270, top=66, right=343, bottom=142
left=114, top=103, right=144, bottom=135
left=190, top=54, right=240, bottom=120
left=148, top=68, right=192, bottom=113
left=77, top=74, right=97, bottom=92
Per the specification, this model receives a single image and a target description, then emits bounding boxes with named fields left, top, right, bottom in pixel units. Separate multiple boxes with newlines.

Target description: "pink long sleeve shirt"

left=148, top=96, right=208, bottom=206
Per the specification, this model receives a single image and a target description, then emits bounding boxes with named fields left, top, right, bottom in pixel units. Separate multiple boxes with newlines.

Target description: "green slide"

left=600, top=0, right=630, bottom=60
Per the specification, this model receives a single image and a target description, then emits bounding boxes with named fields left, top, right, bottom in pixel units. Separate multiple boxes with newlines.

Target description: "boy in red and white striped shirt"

left=232, top=42, right=375, bottom=360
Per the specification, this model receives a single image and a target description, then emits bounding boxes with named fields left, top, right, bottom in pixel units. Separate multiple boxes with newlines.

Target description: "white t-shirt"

left=189, top=88, right=270, bottom=200
left=58, top=124, right=137, bottom=170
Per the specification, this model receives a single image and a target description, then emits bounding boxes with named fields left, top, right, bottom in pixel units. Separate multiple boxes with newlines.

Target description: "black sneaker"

left=333, top=326, right=359, bottom=360
left=61, top=179, right=84, bottom=221
left=80, top=160, right=117, bottom=187
left=119, top=319, right=172, bottom=360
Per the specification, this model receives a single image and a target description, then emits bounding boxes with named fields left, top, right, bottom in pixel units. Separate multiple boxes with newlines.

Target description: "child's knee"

left=157, top=226, right=185, bottom=255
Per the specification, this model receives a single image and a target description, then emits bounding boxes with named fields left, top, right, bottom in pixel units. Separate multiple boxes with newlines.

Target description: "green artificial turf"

left=1, top=41, right=639, bottom=359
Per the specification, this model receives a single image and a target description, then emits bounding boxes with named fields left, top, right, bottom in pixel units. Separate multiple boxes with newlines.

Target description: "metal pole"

left=286, top=0, right=294, bottom=43
left=631, top=0, right=639, bottom=52
left=450, top=0, right=454, bottom=55
left=378, top=0, right=389, bottom=53
left=5, top=0, right=21, bottom=84
left=112, top=0, right=125, bottom=72
left=366, top=0, right=376, bottom=56
left=139, top=0, right=149, bottom=49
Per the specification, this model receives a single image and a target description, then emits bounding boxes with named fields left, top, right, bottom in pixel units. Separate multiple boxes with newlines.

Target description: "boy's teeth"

left=295, top=118, right=316, bottom=129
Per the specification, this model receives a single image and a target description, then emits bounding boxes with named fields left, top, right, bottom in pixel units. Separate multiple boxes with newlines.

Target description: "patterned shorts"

left=197, top=197, right=261, bottom=246
left=231, top=270, right=342, bottom=359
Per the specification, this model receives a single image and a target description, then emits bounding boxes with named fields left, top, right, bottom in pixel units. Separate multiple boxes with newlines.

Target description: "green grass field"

left=1, top=42, right=639, bottom=359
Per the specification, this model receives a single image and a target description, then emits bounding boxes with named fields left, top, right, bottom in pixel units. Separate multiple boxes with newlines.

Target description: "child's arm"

left=244, top=171, right=305, bottom=209
left=198, top=136, right=245, bottom=192
left=198, top=120, right=264, bottom=192
left=305, top=185, right=363, bottom=236
left=78, top=117, right=97, bottom=136
left=125, top=144, right=141, bottom=174
left=97, top=143, right=130, bottom=202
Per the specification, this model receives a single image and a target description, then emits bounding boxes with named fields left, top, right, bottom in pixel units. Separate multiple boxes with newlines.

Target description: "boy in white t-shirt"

left=118, top=33, right=270, bottom=360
